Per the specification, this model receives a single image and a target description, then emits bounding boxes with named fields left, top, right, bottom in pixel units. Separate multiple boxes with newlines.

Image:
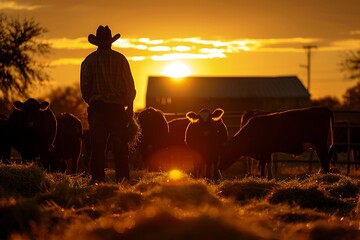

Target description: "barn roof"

left=147, top=76, right=310, bottom=98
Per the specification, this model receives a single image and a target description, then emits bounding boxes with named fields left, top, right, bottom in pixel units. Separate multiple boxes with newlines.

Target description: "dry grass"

left=0, top=163, right=360, bottom=240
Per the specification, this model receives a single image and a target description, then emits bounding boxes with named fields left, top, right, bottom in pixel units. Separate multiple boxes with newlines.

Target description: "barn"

left=146, top=76, right=311, bottom=113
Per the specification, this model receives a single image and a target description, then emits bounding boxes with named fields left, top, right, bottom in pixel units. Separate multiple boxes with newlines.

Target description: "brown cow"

left=219, top=106, right=334, bottom=179
left=239, top=109, right=269, bottom=175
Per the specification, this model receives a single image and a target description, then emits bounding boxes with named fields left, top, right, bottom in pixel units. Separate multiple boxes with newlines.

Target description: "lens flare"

left=168, top=169, right=184, bottom=180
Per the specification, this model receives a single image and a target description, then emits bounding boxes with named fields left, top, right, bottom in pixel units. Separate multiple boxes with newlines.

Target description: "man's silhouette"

left=81, top=25, right=136, bottom=184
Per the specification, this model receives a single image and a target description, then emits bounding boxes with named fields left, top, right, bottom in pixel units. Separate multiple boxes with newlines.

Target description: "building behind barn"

left=146, top=76, right=311, bottom=114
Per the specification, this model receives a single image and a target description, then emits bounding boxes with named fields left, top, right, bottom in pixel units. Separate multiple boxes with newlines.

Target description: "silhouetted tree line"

left=44, top=85, right=87, bottom=117
left=312, top=81, right=360, bottom=110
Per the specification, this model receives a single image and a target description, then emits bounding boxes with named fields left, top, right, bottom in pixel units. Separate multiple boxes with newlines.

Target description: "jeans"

left=88, top=101, right=130, bottom=183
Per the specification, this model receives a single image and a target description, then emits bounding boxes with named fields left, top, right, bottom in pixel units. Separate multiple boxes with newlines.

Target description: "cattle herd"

left=0, top=98, right=358, bottom=180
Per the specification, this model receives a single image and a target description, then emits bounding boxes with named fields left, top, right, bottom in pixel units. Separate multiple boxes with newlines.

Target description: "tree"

left=44, top=84, right=88, bottom=128
left=0, top=14, right=50, bottom=106
left=342, top=81, right=360, bottom=110
left=311, top=96, right=342, bottom=110
left=340, top=49, right=360, bottom=81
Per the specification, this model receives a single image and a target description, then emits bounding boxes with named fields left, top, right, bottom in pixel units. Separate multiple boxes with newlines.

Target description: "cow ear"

left=186, top=111, right=199, bottom=123
left=13, top=101, right=24, bottom=111
left=39, top=101, right=50, bottom=111
left=212, top=108, right=224, bottom=121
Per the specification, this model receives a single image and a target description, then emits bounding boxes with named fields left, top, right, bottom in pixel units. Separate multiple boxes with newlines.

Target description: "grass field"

left=0, top=163, right=360, bottom=240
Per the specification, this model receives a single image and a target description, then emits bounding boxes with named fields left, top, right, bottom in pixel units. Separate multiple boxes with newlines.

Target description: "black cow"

left=137, top=107, right=169, bottom=171
left=0, top=114, right=11, bottom=164
left=185, top=108, right=228, bottom=179
left=40, top=112, right=83, bottom=173
left=8, top=98, right=57, bottom=162
left=219, top=106, right=334, bottom=179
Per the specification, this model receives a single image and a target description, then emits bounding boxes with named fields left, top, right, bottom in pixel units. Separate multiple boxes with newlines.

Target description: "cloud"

left=349, top=30, right=360, bottom=36
left=151, top=52, right=226, bottom=61
left=50, top=58, right=83, bottom=66
left=49, top=36, right=360, bottom=65
left=0, top=1, right=44, bottom=10
left=48, top=37, right=90, bottom=49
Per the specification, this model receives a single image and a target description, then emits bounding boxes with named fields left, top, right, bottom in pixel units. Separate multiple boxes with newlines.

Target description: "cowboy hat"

left=88, top=25, right=120, bottom=46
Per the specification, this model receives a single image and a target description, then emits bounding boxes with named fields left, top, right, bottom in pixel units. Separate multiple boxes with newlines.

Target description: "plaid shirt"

left=80, top=48, right=136, bottom=106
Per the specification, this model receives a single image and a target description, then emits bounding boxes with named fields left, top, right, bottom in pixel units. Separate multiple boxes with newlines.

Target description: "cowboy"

left=80, top=25, right=136, bottom=184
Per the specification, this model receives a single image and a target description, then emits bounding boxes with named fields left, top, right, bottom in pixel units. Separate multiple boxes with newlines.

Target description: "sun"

left=163, top=62, right=192, bottom=78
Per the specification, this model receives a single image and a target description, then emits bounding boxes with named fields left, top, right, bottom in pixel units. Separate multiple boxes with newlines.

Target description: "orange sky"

left=1, top=0, right=360, bottom=111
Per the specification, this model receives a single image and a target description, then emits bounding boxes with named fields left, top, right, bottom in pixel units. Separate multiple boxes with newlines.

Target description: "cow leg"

left=354, top=147, right=360, bottom=170
left=259, top=160, right=266, bottom=177
left=259, top=155, right=272, bottom=179
left=243, top=157, right=250, bottom=175
left=267, top=156, right=273, bottom=180
left=68, top=154, right=79, bottom=174
left=316, top=147, right=331, bottom=173
left=2, top=145, right=11, bottom=164
left=205, top=162, right=211, bottom=179
left=213, top=157, right=221, bottom=180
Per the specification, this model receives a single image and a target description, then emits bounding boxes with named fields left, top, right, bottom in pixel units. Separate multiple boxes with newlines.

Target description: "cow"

left=0, top=114, right=11, bottom=164
left=185, top=108, right=228, bottom=179
left=40, top=112, right=83, bottom=173
left=8, top=98, right=57, bottom=163
left=219, top=106, right=335, bottom=179
left=240, top=109, right=268, bottom=129
left=137, top=107, right=169, bottom=171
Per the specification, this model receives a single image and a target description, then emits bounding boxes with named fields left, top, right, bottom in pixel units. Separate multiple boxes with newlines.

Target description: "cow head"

left=186, top=108, right=224, bottom=125
left=13, top=98, right=50, bottom=112
left=12, top=98, right=51, bottom=129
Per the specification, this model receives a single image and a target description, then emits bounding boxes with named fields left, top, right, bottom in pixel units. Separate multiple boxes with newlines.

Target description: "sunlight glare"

left=163, top=62, right=191, bottom=78
left=168, top=169, right=184, bottom=181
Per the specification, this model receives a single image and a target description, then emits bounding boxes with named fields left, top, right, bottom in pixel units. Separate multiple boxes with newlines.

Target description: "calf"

left=185, top=108, right=228, bottom=179
left=137, top=107, right=169, bottom=171
left=219, top=106, right=334, bottom=179
left=40, top=112, right=83, bottom=173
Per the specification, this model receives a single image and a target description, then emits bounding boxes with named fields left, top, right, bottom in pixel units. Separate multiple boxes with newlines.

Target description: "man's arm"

left=80, top=61, right=92, bottom=104
left=121, top=58, right=136, bottom=117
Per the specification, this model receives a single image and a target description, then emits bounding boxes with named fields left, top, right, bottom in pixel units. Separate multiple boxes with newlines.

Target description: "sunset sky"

left=1, top=0, right=360, bottom=110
